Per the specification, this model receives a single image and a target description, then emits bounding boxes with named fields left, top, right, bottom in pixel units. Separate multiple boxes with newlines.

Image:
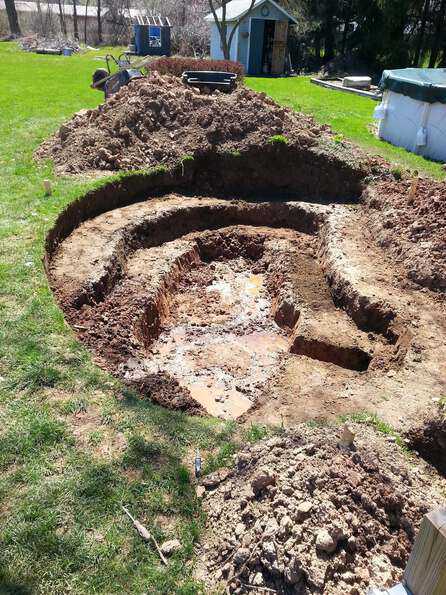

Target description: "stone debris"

left=315, top=529, right=338, bottom=554
left=251, top=468, right=277, bottom=494
left=160, top=538, right=181, bottom=556
left=19, top=34, right=80, bottom=54
left=196, top=423, right=444, bottom=594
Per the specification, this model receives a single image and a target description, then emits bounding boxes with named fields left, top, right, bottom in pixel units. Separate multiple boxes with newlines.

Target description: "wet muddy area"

left=131, top=257, right=288, bottom=419
left=47, top=193, right=446, bottom=429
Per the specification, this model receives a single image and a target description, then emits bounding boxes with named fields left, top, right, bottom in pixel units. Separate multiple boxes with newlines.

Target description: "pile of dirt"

left=37, top=73, right=346, bottom=174
left=364, top=176, right=446, bottom=291
left=196, top=423, right=444, bottom=594
left=405, top=403, right=446, bottom=475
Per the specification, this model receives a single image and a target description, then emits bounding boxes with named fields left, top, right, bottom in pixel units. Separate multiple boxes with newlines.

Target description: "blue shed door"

left=248, top=19, right=265, bottom=75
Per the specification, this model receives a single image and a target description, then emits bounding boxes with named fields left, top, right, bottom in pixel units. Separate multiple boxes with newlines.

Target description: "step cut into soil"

left=39, top=75, right=446, bottom=293
left=46, top=193, right=445, bottom=426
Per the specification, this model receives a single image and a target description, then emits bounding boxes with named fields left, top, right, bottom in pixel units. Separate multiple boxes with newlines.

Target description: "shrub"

left=149, top=56, right=245, bottom=79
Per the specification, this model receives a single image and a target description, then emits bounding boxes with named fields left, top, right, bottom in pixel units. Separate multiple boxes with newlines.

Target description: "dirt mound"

left=197, top=424, right=444, bottom=594
left=131, top=372, right=205, bottom=416
left=37, top=73, right=338, bottom=174
left=405, top=404, right=446, bottom=475
left=364, top=177, right=446, bottom=291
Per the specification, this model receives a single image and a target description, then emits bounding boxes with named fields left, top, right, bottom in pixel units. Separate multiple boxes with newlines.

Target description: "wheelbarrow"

left=91, top=53, right=147, bottom=99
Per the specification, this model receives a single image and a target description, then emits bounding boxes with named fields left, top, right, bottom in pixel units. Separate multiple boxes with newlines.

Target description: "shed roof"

left=205, top=0, right=298, bottom=24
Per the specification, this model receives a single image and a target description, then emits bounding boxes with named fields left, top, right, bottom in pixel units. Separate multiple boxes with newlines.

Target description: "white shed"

left=205, top=0, right=297, bottom=75
left=374, top=68, right=446, bottom=163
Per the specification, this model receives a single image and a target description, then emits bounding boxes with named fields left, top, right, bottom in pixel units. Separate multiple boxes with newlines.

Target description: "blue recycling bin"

left=133, top=24, right=171, bottom=57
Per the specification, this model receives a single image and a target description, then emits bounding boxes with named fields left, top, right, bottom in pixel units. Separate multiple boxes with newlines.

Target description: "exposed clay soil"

left=38, top=74, right=445, bottom=294
left=364, top=177, right=446, bottom=291
left=196, top=424, right=445, bottom=594
left=41, top=81, right=446, bottom=594
left=47, top=194, right=446, bottom=430
left=405, top=404, right=446, bottom=475
left=36, top=73, right=368, bottom=175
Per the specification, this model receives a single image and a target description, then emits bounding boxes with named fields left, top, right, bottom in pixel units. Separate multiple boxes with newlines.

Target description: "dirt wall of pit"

left=44, top=145, right=368, bottom=264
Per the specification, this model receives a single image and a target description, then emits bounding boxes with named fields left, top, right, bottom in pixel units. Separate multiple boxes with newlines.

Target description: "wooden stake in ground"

left=43, top=180, right=52, bottom=196
left=403, top=507, right=446, bottom=595
left=408, top=174, right=419, bottom=200
left=122, top=506, right=168, bottom=565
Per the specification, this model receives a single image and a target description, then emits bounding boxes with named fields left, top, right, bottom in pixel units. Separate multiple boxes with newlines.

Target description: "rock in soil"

left=196, top=423, right=445, bottom=594
left=160, top=538, right=181, bottom=556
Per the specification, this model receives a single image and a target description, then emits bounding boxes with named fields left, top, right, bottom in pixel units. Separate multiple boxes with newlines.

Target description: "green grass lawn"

left=0, top=42, right=442, bottom=594
left=246, top=76, right=445, bottom=180
left=0, top=42, right=247, bottom=594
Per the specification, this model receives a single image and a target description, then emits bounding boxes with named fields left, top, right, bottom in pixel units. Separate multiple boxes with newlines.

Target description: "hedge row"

left=149, top=56, right=245, bottom=79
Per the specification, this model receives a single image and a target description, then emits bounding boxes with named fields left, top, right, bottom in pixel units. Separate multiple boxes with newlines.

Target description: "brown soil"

left=364, top=176, right=446, bottom=291
left=41, top=82, right=446, bottom=594
left=405, top=404, right=446, bottom=474
left=196, top=423, right=445, bottom=594
left=47, top=194, right=446, bottom=430
left=36, top=73, right=370, bottom=176
left=38, top=75, right=445, bottom=294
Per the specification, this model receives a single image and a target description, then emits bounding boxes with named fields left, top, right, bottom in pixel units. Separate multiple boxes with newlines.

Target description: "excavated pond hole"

left=49, top=197, right=400, bottom=421
left=134, top=257, right=289, bottom=418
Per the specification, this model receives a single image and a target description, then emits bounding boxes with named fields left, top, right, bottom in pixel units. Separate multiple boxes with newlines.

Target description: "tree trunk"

left=314, top=31, right=321, bottom=60
left=429, top=0, right=445, bottom=67
left=439, top=42, right=446, bottom=66
left=4, top=0, right=21, bottom=36
left=341, top=0, right=353, bottom=55
left=36, top=0, right=43, bottom=33
left=57, top=0, right=67, bottom=36
left=180, top=0, right=187, bottom=26
left=84, top=0, right=89, bottom=44
left=221, top=22, right=229, bottom=59
left=73, top=0, right=79, bottom=40
left=208, top=0, right=256, bottom=61
left=97, top=0, right=103, bottom=44
left=323, top=0, right=336, bottom=62
left=413, top=0, right=430, bottom=66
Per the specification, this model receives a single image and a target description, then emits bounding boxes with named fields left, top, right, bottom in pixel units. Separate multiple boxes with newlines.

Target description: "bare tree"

left=207, top=0, right=256, bottom=59
left=172, top=0, right=209, bottom=55
left=35, top=0, right=44, bottom=33
left=4, top=0, right=21, bottom=36
left=73, top=0, right=79, bottom=40
left=57, top=0, right=67, bottom=36
left=84, top=0, right=89, bottom=43
left=180, top=0, right=187, bottom=25
left=97, top=0, right=103, bottom=44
